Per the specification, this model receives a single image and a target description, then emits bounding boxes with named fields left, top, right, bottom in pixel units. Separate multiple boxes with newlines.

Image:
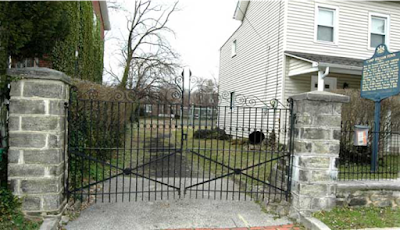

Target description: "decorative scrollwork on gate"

left=218, top=91, right=290, bottom=109
left=72, top=86, right=141, bottom=103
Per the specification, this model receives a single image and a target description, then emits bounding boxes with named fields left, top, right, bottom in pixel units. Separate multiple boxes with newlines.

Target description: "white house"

left=219, top=0, right=400, bottom=105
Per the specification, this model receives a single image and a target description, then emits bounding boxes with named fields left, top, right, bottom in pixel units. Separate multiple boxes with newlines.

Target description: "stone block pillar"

left=290, top=91, right=349, bottom=216
left=7, top=68, right=71, bottom=216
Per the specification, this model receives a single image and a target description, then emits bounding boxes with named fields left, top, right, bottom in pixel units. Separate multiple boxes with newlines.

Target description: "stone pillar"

left=7, top=68, right=71, bottom=216
left=290, top=91, right=349, bottom=217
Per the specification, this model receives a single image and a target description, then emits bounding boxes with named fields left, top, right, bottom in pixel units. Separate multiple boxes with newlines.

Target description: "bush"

left=70, top=79, right=137, bottom=157
left=0, top=187, right=41, bottom=230
left=334, top=89, right=400, bottom=165
left=0, top=2, right=68, bottom=60
left=193, top=128, right=230, bottom=140
left=68, top=80, right=139, bottom=188
left=333, top=89, right=400, bottom=125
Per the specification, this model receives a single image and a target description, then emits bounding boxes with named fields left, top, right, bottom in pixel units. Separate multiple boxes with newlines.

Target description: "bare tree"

left=112, top=0, right=180, bottom=98
left=191, top=77, right=219, bottom=106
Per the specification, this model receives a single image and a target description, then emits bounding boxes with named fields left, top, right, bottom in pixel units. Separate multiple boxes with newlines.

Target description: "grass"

left=0, top=188, right=42, bottom=230
left=338, top=155, right=400, bottom=180
left=171, top=127, right=285, bottom=189
left=68, top=118, right=290, bottom=198
left=313, top=206, right=400, bottom=229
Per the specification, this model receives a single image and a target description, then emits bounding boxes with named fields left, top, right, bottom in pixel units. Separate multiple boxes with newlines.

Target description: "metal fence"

left=0, top=81, right=10, bottom=187
left=66, top=87, right=295, bottom=203
left=339, top=121, right=400, bottom=180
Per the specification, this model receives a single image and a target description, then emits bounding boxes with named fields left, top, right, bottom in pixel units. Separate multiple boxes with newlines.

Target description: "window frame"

left=311, top=76, right=337, bottom=91
left=368, top=12, right=390, bottom=50
left=231, top=40, right=237, bottom=57
left=230, top=92, right=236, bottom=109
left=314, top=4, right=339, bottom=45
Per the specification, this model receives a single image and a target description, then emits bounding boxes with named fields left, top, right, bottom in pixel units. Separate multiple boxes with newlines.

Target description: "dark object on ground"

left=249, top=131, right=265, bottom=145
left=193, top=128, right=230, bottom=140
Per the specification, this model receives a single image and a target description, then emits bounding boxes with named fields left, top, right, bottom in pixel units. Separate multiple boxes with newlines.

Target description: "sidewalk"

left=163, top=224, right=300, bottom=230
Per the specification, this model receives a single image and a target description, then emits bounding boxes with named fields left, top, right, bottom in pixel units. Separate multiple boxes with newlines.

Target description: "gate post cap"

left=290, top=91, right=349, bottom=103
left=7, top=67, right=72, bottom=85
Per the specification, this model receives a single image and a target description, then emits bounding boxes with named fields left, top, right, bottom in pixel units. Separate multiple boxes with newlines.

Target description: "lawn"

left=338, top=155, right=400, bottom=180
left=67, top=118, right=291, bottom=199
left=313, top=206, right=400, bottom=229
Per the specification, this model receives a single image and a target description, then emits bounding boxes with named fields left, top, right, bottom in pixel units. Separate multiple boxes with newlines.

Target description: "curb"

left=299, top=214, right=331, bottom=230
left=39, top=218, right=59, bottom=230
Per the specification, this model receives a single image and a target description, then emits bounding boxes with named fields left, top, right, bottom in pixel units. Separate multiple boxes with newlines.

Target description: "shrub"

left=333, top=89, right=400, bottom=125
left=69, top=80, right=137, bottom=160
left=193, top=128, right=230, bottom=140
left=333, top=89, right=400, bottom=165
left=67, top=80, right=140, bottom=189
left=0, top=187, right=41, bottom=229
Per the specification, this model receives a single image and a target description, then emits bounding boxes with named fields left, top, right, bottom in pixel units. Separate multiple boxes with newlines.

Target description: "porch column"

left=289, top=91, right=349, bottom=217
left=7, top=68, right=70, bottom=216
left=317, top=67, right=330, bottom=91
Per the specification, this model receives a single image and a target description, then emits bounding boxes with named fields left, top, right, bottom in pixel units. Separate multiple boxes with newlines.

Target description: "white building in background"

left=219, top=0, right=400, bottom=103
left=218, top=0, right=400, bottom=140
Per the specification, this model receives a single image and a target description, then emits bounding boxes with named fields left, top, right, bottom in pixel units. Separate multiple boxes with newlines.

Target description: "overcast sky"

left=103, top=0, right=241, bottom=84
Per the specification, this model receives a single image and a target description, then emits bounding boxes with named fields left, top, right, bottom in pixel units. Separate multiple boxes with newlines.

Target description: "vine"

left=50, top=2, right=104, bottom=83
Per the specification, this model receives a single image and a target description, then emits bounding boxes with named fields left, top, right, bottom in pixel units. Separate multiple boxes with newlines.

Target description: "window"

left=311, top=76, right=337, bottom=91
left=230, top=92, right=235, bottom=109
left=370, top=14, right=388, bottom=48
left=231, top=40, right=237, bottom=57
left=316, top=6, right=337, bottom=43
left=145, top=104, right=152, bottom=113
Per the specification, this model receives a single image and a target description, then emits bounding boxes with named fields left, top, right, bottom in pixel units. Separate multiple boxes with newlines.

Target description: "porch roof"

left=285, top=51, right=363, bottom=68
left=285, top=51, right=363, bottom=77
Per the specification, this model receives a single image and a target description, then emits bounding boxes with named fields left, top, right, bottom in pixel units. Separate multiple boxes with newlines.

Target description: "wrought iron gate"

left=66, top=78, right=295, bottom=203
left=0, top=78, right=10, bottom=187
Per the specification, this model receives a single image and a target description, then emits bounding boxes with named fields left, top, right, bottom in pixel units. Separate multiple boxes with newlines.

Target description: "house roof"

left=285, top=51, right=363, bottom=68
left=233, top=1, right=249, bottom=21
left=99, top=1, right=111, bottom=30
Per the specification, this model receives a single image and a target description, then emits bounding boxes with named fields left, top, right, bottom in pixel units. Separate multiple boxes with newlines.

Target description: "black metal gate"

left=66, top=79, right=295, bottom=203
left=0, top=78, right=10, bottom=187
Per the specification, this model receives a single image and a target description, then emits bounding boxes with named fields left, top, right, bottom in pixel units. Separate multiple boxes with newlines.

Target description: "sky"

left=103, top=0, right=241, bottom=84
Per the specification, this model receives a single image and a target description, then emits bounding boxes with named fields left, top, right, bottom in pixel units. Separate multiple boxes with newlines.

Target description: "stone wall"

left=7, top=68, right=70, bottom=216
left=290, top=91, right=349, bottom=217
left=336, top=180, right=400, bottom=207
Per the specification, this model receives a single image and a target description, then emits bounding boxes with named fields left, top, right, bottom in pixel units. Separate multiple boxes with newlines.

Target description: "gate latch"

left=182, top=133, right=187, bottom=141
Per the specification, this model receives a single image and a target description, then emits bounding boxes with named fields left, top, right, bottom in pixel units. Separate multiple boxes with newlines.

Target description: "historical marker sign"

left=361, top=44, right=400, bottom=172
left=361, top=44, right=400, bottom=101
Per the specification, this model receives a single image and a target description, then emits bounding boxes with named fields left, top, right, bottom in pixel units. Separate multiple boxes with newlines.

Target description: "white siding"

left=286, top=0, right=400, bottom=59
left=219, top=1, right=285, bottom=107
left=285, top=72, right=362, bottom=98
left=284, top=74, right=311, bottom=99
left=219, top=1, right=286, bottom=136
left=285, top=56, right=313, bottom=76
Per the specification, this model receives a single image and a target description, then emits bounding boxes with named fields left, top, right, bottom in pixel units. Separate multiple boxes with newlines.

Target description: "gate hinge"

left=64, top=102, right=69, bottom=109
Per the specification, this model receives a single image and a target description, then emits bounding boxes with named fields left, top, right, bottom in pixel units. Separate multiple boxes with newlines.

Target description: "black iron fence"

left=66, top=87, right=295, bottom=203
left=0, top=80, right=10, bottom=187
left=339, top=121, right=400, bottom=180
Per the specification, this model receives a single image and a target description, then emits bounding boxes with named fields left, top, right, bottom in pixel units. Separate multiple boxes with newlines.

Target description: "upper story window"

left=370, top=14, right=389, bottom=48
left=316, top=5, right=337, bottom=43
left=231, top=40, right=237, bottom=57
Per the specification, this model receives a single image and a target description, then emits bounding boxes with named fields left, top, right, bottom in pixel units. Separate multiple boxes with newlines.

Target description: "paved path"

left=163, top=225, right=299, bottom=230
left=65, top=177, right=292, bottom=230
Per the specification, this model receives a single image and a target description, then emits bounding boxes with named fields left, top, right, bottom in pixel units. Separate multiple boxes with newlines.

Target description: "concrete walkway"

left=164, top=225, right=299, bottom=230
left=65, top=198, right=292, bottom=230
left=65, top=176, right=292, bottom=230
